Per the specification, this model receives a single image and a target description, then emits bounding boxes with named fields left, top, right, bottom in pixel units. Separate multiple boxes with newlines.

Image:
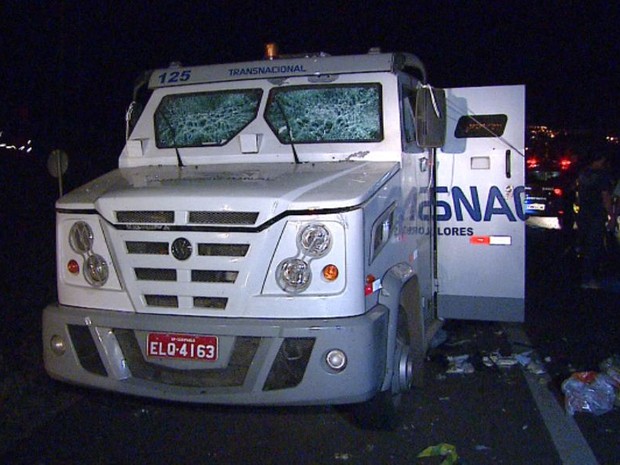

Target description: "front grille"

left=135, top=268, right=177, bottom=281
left=68, top=325, right=107, bottom=376
left=145, top=295, right=179, bottom=308
left=126, top=241, right=169, bottom=255
left=120, top=235, right=252, bottom=313
left=115, top=330, right=261, bottom=388
left=189, top=211, right=259, bottom=225
left=102, top=198, right=276, bottom=315
left=263, top=338, right=315, bottom=391
left=198, top=243, right=249, bottom=257
left=191, top=270, right=238, bottom=283
left=193, top=297, right=227, bottom=309
left=117, top=211, right=175, bottom=224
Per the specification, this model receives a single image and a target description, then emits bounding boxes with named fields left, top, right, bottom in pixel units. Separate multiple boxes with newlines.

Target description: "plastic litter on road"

left=483, top=352, right=519, bottom=368
left=561, top=371, right=617, bottom=416
left=445, top=355, right=474, bottom=374
left=417, top=443, right=459, bottom=465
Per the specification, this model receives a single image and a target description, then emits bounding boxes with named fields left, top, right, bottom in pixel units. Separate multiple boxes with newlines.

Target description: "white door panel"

left=436, top=85, right=525, bottom=322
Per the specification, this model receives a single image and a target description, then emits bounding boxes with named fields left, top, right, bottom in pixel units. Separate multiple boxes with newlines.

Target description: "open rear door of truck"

left=435, top=85, right=525, bottom=322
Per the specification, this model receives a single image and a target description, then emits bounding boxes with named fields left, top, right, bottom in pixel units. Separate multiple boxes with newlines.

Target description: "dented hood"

left=58, top=162, right=400, bottom=225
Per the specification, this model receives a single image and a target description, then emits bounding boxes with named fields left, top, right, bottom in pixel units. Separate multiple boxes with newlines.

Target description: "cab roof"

left=147, top=50, right=426, bottom=89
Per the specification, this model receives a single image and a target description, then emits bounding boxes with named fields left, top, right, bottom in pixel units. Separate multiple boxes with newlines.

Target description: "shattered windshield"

left=154, top=89, right=262, bottom=148
left=265, top=84, right=383, bottom=143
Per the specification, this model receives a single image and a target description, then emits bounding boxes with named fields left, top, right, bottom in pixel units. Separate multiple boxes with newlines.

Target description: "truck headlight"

left=84, top=254, right=109, bottom=287
left=276, top=258, right=311, bottom=293
left=67, top=220, right=109, bottom=287
left=267, top=220, right=345, bottom=296
left=298, top=224, right=331, bottom=258
left=69, top=221, right=94, bottom=253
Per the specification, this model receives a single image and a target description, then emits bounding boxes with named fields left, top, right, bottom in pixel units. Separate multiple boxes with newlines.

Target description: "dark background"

left=2, top=1, right=619, bottom=178
left=0, top=4, right=619, bottom=462
left=1, top=1, right=619, bottom=313
left=2, top=0, right=619, bottom=323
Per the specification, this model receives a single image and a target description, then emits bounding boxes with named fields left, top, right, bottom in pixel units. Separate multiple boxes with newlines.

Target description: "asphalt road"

left=1, top=321, right=562, bottom=465
left=1, top=183, right=619, bottom=464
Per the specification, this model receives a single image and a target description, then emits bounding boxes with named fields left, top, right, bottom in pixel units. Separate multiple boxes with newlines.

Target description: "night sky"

left=2, top=1, right=619, bottom=177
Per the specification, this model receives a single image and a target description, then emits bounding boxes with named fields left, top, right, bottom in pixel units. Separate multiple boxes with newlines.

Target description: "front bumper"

left=43, top=304, right=388, bottom=406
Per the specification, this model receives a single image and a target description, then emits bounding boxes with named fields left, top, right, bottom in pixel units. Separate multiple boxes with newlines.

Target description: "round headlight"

left=69, top=221, right=94, bottom=253
left=84, top=254, right=109, bottom=286
left=276, top=258, right=311, bottom=293
left=298, top=224, right=331, bottom=258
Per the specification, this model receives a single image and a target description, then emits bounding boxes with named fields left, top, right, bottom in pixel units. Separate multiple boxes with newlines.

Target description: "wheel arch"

left=378, top=263, right=420, bottom=389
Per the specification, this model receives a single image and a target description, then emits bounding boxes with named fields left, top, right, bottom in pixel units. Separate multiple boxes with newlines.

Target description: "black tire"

left=351, top=306, right=412, bottom=431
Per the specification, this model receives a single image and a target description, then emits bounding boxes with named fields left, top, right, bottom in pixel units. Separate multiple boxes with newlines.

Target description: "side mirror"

left=415, top=86, right=447, bottom=148
left=125, top=101, right=143, bottom=140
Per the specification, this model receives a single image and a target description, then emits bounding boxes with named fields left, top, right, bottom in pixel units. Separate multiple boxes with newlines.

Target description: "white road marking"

left=505, top=324, right=600, bottom=465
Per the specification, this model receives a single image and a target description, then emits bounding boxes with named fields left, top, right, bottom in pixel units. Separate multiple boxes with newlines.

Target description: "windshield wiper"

left=274, top=97, right=301, bottom=165
left=158, top=110, right=184, bottom=167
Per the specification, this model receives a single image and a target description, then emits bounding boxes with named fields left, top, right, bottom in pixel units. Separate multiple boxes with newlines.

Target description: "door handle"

left=419, top=157, right=428, bottom=172
left=505, top=149, right=512, bottom=179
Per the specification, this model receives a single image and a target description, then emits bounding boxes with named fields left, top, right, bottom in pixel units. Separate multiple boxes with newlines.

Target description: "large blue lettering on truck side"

left=435, top=85, right=526, bottom=322
left=403, top=184, right=526, bottom=238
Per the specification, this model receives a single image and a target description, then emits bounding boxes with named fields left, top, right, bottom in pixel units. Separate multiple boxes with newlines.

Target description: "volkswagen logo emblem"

left=171, top=238, right=192, bottom=261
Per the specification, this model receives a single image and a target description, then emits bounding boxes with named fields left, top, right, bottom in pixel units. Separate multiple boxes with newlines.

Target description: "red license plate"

left=147, top=333, right=218, bottom=361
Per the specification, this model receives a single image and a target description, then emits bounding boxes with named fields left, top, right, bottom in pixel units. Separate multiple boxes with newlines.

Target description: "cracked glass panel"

left=155, top=89, right=262, bottom=148
left=265, top=84, right=382, bottom=143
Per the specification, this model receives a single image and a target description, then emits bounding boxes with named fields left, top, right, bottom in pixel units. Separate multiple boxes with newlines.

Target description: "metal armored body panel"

left=435, top=85, right=526, bottom=322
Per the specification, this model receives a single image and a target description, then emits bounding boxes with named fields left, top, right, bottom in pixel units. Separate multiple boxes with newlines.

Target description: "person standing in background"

left=576, top=152, right=614, bottom=289
left=611, top=178, right=620, bottom=231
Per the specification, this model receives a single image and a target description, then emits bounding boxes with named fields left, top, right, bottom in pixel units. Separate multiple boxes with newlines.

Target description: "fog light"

left=50, top=335, right=66, bottom=355
left=326, top=349, right=347, bottom=371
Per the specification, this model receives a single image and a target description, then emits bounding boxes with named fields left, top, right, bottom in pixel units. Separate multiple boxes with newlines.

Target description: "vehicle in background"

left=524, top=156, right=576, bottom=231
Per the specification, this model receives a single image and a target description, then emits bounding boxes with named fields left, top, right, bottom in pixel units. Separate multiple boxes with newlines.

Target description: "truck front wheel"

left=350, top=306, right=413, bottom=430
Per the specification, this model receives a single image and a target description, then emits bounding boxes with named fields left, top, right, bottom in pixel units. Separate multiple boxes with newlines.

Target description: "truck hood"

left=58, top=162, right=400, bottom=226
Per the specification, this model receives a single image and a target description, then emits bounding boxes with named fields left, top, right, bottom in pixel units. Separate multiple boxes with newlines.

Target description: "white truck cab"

left=43, top=46, right=525, bottom=428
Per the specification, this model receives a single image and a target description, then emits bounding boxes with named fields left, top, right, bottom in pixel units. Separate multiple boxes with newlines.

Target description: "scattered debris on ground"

left=560, top=356, right=620, bottom=416
left=417, top=443, right=459, bottom=465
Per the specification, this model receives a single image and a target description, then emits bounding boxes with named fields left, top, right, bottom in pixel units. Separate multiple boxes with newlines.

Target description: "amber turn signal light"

left=322, top=264, right=339, bottom=281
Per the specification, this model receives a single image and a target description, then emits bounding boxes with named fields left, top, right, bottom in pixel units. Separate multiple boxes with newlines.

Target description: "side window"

left=401, top=87, right=417, bottom=151
left=455, top=114, right=508, bottom=138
